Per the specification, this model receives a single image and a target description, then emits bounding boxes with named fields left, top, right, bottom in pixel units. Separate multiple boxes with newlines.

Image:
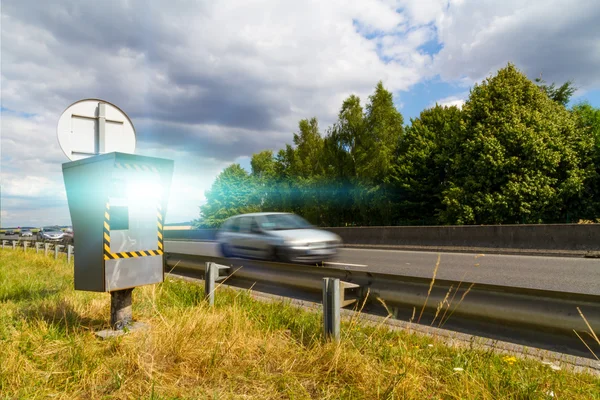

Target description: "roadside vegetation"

left=197, top=64, right=600, bottom=227
left=1, top=249, right=599, bottom=399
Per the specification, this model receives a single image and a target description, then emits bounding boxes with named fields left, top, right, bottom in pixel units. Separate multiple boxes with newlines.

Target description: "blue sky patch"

left=395, top=78, right=471, bottom=122
left=1, top=107, right=36, bottom=119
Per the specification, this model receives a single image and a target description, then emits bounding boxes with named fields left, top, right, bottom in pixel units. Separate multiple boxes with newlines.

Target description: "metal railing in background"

left=165, top=252, right=600, bottom=341
left=1, top=240, right=74, bottom=261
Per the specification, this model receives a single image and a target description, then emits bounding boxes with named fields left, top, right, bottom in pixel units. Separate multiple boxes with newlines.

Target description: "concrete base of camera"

left=95, top=321, right=149, bottom=340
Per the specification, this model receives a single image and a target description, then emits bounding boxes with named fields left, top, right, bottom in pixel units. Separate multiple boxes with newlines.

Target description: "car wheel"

left=266, top=246, right=278, bottom=262
left=275, top=247, right=292, bottom=264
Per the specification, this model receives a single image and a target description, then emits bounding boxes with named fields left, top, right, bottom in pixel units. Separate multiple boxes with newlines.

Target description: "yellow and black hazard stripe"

left=103, top=200, right=165, bottom=261
left=157, top=203, right=164, bottom=254
left=115, top=162, right=159, bottom=174
left=105, top=249, right=162, bottom=260
left=103, top=202, right=111, bottom=257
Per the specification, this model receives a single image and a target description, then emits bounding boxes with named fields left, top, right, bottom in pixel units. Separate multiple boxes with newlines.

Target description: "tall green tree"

left=395, top=105, right=463, bottom=224
left=354, top=82, right=404, bottom=225
left=323, top=95, right=363, bottom=180
left=321, top=95, right=365, bottom=226
left=197, top=164, right=259, bottom=227
left=572, top=102, right=600, bottom=218
left=356, top=82, right=404, bottom=183
left=251, top=150, right=277, bottom=210
left=290, top=118, right=325, bottom=177
left=439, top=64, right=594, bottom=224
left=535, top=76, right=576, bottom=107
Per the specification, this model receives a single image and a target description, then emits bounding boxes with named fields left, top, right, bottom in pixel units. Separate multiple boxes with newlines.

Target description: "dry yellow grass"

left=1, top=249, right=599, bottom=399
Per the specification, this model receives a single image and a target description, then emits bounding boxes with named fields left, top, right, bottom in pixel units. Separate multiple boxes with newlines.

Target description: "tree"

left=197, top=164, right=259, bottom=227
left=535, top=76, right=576, bottom=107
left=354, top=82, right=404, bottom=225
left=572, top=102, right=600, bottom=219
left=290, top=118, right=325, bottom=177
left=356, top=82, right=404, bottom=183
left=323, top=95, right=363, bottom=180
left=321, top=95, right=364, bottom=225
left=250, top=150, right=277, bottom=210
left=395, top=105, right=462, bottom=224
left=439, top=64, right=594, bottom=224
left=572, top=102, right=600, bottom=148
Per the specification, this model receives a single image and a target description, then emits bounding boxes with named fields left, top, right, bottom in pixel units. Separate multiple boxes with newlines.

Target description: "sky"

left=2, top=0, right=600, bottom=227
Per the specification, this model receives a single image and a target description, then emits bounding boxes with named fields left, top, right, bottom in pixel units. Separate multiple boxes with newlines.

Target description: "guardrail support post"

left=12, top=241, right=17, bottom=250
left=323, top=278, right=360, bottom=341
left=44, top=243, right=50, bottom=256
left=68, top=245, right=74, bottom=263
left=323, top=278, right=341, bottom=341
left=23, top=241, right=28, bottom=252
left=205, top=262, right=230, bottom=306
left=35, top=242, right=41, bottom=254
left=110, top=289, right=133, bottom=330
left=54, top=245, right=64, bottom=259
left=2, top=240, right=7, bottom=249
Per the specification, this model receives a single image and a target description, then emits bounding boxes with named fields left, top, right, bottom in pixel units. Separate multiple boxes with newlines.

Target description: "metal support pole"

left=12, top=241, right=16, bottom=250
left=54, top=245, right=64, bottom=259
left=205, top=262, right=217, bottom=306
left=44, top=243, right=50, bottom=256
left=67, top=245, right=74, bottom=263
left=204, top=262, right=229, bottom=306
left=2, top=240, right=7, bottom=249
left=110, top=289, right=133, bottom=330
left=35, top=242, right=42, bottom=254
left=323, top=278, right=341, bottom=341
left=23, top=241, right=28, bottom=252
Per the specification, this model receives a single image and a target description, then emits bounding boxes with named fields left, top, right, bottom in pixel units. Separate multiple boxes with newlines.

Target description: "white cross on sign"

left=71, top=102, right=123, bottom=156
left=57, top=98, right=136, bottom=161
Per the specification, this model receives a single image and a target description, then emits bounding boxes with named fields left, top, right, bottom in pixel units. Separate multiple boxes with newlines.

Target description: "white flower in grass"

left=453, top=367, right=464, bottom=371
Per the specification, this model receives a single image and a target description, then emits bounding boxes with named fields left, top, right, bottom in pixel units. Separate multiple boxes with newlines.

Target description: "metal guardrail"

left=2, top=239, right=597, bottom=345
left=165, top=252, right=600, bottom=338
left=1, top=240, right=74, bottom=261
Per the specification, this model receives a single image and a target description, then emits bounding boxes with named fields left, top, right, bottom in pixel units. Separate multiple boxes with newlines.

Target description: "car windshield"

left=260, top=214, right=312, bottom=231
left=43, top=226, right=61, bottom=233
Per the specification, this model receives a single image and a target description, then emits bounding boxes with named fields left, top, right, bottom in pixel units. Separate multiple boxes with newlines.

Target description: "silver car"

left=37, top=226, right=65, bottom=242
left=216, top=212, right=342, bottom=264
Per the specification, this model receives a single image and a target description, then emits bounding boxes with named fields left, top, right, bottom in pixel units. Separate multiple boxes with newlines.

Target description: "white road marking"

left=324, top=261, right=368, bottom=268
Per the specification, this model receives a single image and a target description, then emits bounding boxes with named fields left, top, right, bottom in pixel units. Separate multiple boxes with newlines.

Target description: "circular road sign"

left=57, top=99, right=136, bottom=161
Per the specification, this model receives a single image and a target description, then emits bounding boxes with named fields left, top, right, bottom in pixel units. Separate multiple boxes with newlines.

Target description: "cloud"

left=432, top=0, right=600, bottom=89
left=431, top=95, right=466, bottom=109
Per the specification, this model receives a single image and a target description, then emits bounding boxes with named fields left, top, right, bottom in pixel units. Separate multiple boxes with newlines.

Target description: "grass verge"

left=1, top=249, right=599, bottom=399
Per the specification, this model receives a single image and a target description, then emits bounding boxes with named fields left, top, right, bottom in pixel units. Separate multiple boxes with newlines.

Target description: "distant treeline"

left=196, top=64, right=600, bottom=227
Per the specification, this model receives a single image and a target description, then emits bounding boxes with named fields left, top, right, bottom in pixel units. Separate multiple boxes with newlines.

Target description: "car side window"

left=250, top=218, right=261, bottom=233
left=238, top=217, right=251, bottom=233
left=230, top=218, right=240, bottom=232
left=222, top=219, right=232, bottom=231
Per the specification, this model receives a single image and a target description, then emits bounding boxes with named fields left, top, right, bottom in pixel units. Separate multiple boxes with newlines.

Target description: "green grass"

left=0, top=249, right=599, bottom=399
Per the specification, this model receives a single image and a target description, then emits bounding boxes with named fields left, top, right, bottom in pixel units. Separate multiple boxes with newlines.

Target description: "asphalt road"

left=165, top=241, right=600, bottom=296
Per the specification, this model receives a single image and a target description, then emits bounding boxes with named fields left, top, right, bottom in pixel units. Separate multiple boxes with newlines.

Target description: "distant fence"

left=164, top=224, right=600, bottom=251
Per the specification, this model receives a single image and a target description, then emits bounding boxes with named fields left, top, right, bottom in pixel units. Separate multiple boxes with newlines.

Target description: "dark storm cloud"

left=2, top=0, right=288, bottom=134
left=135, top=120, right=289, bottom=160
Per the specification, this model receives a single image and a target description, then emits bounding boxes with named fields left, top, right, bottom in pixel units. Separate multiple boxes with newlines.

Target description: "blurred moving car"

left=216, top=212, right=342, bottom=264
left=5, top=229, right=16, bottom=236
left=37, top=226, right=65, bottom=242
left=20, top=230, right=33, bottom=237
left=62, top=229, right=74, bottom=245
